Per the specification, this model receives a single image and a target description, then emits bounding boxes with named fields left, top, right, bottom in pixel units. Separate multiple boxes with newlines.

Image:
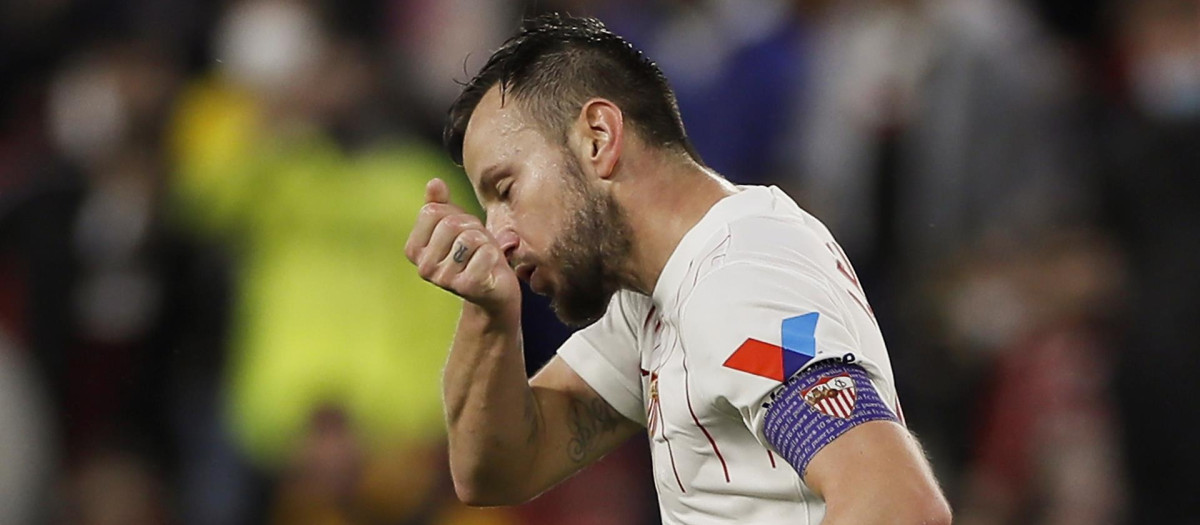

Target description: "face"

left=462, top=86, right=633, bottom=326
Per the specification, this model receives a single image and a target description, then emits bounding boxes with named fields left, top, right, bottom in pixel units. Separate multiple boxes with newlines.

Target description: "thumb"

left=425, top=178, right=450, bottom=205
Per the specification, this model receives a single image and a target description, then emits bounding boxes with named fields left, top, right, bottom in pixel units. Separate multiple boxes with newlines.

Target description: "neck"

left=613, top=155, right=739, bottom=296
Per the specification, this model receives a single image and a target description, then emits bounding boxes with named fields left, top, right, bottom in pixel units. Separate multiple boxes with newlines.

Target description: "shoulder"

left=684, top=210, right=844, bottom=316
left=678, top=258, right=843, bottom=344
left=677, top=242, right=857, bottom=372
left=687, top=189, right=842, bottom=289
left=724, top=211, right=837, bottom=268
left=668, top=186, right=868, bottom=362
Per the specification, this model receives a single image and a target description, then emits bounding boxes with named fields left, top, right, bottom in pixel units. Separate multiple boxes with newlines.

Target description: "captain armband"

left=762, top=360, right=898, bottom=476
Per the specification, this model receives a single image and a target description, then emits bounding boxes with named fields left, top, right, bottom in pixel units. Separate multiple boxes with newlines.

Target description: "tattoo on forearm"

left=566, top=397, right=620, bottom=463
left=452, top=242, right=468, bottom=263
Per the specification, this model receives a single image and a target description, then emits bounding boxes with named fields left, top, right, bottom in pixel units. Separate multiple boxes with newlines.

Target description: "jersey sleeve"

left=557, top=291, right=647, bottom=426
left=678, top=260, right=896, bottom=451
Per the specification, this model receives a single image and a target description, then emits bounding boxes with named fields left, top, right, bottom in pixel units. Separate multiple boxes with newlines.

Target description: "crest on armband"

left=802, top=373, right=857, bottom=419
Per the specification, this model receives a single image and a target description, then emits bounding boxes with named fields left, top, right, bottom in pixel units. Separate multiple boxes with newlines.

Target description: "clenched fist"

left=405, top=178, right=521, bottom=321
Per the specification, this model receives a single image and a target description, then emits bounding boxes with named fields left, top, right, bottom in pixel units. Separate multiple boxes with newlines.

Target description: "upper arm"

left=677, top=259, right=895, bottom=436
left=804, top=420, right=951, bottom=524
left=677, top=252, right=947, bottom=521
left=754, top=360, right=948, bottom=523
left=521, top=357, right=641, bottom=498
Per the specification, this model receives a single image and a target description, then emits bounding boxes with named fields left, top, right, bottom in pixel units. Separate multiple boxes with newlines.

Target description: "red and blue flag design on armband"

left=722, top=313, right=818, bottom=381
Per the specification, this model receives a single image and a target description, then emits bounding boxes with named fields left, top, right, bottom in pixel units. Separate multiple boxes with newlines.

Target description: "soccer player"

left=405, top=13, right=951, bottom=525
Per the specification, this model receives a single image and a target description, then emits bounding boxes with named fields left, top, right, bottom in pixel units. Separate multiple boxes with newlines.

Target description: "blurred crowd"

left=0, top=0, right=1197, bottom=524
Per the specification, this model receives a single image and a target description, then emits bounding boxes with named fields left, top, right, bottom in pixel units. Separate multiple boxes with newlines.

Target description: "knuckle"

left=459, top=229, right=489, bottom=246
left=418, top=203, right=444, bottom=220
left=446, top=213, right=479, bottom=231
left=431, top=267, right=452, bottom=287
left=417, top=258, right=438, bottom=280
left=438, top=217, right=470, bottom=240
left=475, top=243, right=500, bottom=264
left=403, top=239, right=420, bottom=261
left=461, top=213, right=483, bottom=228
left=431, top=217, right=455, bottom=237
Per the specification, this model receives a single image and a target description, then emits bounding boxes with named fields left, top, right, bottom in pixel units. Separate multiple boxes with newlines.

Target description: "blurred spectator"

left=783, top=0, right=1083, bottom=271
left=777, top=0, right=1090, bottom=492
left=525, top=0, right=807, bottom=185
left=60, top=447, right=172, bottom=525
left=0, top=330, right=55, bottom=524
left=0, top=34, right=242, bottom=523
left=1095, top=1, right=1200, bottom=522
left=170, top=0, right=495, bottom=521
left=384, top=0, right=518, bottom=142
left=620, top=0, right=806, bottom=185
left=952, top=233, right=1127, bottom=525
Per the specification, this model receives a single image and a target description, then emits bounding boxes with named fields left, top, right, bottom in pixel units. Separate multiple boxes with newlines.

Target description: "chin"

left=551, top=288, right=614, bottom=328
left=554, top=309, right=605, bottom=328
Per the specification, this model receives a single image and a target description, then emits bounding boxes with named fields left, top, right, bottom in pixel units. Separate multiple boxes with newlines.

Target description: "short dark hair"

left=444, top=13, right=700, bottom=166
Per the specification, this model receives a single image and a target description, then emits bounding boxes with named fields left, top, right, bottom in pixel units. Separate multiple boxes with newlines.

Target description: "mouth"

left=514, top=261, right=553, bottom=296
left=529, top=267, right=552, bottom=296
left=514, top=263, right=536, bottom=283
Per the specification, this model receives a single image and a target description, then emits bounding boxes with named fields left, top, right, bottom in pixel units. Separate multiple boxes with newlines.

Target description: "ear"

left=572, top=98, right=623, bottom=180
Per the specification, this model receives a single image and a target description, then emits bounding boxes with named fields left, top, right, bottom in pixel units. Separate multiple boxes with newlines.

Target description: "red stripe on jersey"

left=682, top=356, right=730, bottom=483
left=663, top=431, right=686, bottom=493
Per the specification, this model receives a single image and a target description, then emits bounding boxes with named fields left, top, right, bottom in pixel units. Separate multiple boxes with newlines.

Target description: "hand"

left=405, top=178, right=521, bottom=322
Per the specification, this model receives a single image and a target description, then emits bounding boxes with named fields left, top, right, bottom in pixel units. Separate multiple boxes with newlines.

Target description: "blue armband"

left=762, top=360, right=898, bottom=476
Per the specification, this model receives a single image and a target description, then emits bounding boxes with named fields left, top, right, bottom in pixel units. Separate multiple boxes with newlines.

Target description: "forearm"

left=442, top=302, right=541, bottom=503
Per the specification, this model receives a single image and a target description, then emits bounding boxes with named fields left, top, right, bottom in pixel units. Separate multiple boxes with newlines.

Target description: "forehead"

left=461, top=85, right=545, bottom=185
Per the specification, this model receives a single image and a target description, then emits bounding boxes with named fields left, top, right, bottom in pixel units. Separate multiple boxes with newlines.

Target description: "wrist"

left=461, top=300, right=521, bottom=338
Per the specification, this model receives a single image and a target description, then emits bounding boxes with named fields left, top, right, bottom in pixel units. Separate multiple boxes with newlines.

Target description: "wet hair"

left=444, top=13, right=701, bottom=166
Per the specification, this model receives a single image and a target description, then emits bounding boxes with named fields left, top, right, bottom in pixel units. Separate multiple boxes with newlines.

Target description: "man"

left=405, top=14, right=950, bottom=524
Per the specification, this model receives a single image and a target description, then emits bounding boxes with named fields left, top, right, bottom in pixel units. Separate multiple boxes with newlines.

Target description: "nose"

left=486, top=211, right=520, bottom=262
left=495, top=230, right=520, bottom=262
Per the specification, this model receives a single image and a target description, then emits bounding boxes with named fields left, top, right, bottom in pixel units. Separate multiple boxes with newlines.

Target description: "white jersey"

left=558, top=185, right=901, bottom=525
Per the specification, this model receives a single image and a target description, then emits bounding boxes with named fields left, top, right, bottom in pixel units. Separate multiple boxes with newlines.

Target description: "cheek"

left=506, top=207, right=552, bottom=259
left=517, top=196, right=569, bottom=248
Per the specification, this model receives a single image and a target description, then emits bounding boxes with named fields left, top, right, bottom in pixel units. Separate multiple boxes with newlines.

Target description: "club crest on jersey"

left=722, top=312, right=819, bottom=381
left=643, top=369, right=663, bottom=436
left=802, top=373, right=857, bottom=419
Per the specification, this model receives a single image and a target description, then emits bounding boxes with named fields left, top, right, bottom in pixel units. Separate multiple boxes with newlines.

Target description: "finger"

left=457, top=240, right=503, bottom=296
left=405, top=202, right=460, bottom=262
left=417, top=215, right=482, bottom=268
left=430, top=228, right=490, bottom=290
left=439, top=228, right=491, bottom=271
left=450, top=239, right=472, bottom=265
left=420, top=216, right=472, bottom=272
left=425, top=178, right=450, bottom=205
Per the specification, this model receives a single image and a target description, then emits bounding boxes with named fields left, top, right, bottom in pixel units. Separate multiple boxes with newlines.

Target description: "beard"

left=544, top=155, right=635, bottom=327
